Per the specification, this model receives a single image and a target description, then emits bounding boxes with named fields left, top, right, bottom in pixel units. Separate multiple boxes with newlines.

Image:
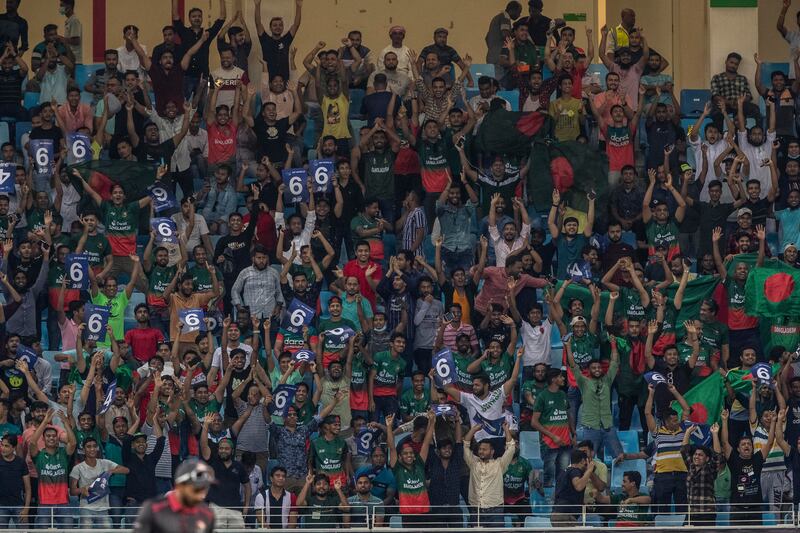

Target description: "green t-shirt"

left=189, top=264, right=223, bottom=293
left=351, top=353, right=369, bottom=391
left=521, top=380, right=545, bottom=410
left=146, top=264, right=176, bottom=306
left=372, top=351, right=404, bottom=393
left=399, top=389, right=430, bottom=419
left=454, top=352, right=474, bottom=390
left=350, top=213, right=381, bottom=244
left=611, top=493, right=650, bottom=523
left=363, top=149, right=396, bottom=198
left=619, top=287, right=646, bottom=320
left=289, top=263, right=316, bottom=285
left=393, top=458, right=429, bottom=513
left=101, top=200, right=141, bottom=255
left=311, top=435, right=347, bottom=475
left=570, top=332, right=599, bottom=368
left=480, top=352, right=514, bottom=389
left=189, top=398, right=220, bottom=422
left=0, top=421, right=20, bottom=436
left=26, top=207, right=46, bottom=233
left=91, top=290, right=129, bottom=347
left=645, top=220, right=680, bottom=252
left=700, top=320, right=729, bottom=353
left=532, top=388, right=571, bottom=448
left=82, top=233, right=112, bottom=268
left=503, top=457, right=532, bottom=501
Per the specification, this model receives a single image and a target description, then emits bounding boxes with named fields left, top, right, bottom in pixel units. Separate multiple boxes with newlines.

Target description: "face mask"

left=374, top=325, right=387, bottom=333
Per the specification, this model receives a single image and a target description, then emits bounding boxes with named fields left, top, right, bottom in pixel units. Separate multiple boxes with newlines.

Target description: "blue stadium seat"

left=586, top=63, right=609, bottom=90
left=15, top=120, right=31, bottom=148
left=655, top=514, right=685, bottom=527
left=497, top=90, right=519, bottom=111
left=389, top=515, right=402, bottom=528
left=680, top=89, right=711, bottom=118
left=470, top=64, right=496, bottom=80
left=680, top=117, right=712, bottom=140
left=604, top=429, right=639, bottom=463
left=611, top=459, right=647, bottom=490
left=349, top=89, right=366, bottom=119
left=319, top=290, right=333, bottom=319
left=519, top=430, right=541, bottom=462
left=303, top=117, right=316, bottom=150
left=0, top=122, right=9, bottom=146
left=23, top=92, right=39, bottom=110
left=524, top=515, right=551, bottom=528
left=80, top=91, right=93, bottom=105
left=74, top=64, right=101, bottom=90
left=760, top=62, right=790, bottom=87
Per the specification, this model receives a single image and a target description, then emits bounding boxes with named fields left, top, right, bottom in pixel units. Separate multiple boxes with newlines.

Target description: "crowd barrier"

left=1, top=502, right=796, bottom=531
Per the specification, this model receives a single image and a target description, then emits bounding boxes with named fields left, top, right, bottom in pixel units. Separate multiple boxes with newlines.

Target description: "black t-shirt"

left=259, top=32, right=294, bottom=80
left=728, top=452, right=764, bottom=504
left=28, top=125, right=63, bottom=148
left=207, top=455, right=249, bottom=508
left=223, top=366, right=251, bottom=416
left=173, top=19, right=224, bottom=77
left=253, top=116, right=289, bottom=162
left=554, top=466, right=584, bottom=514
left=0, top=68, right=25, bottom=106
left=134, top=139, right=176, bottom=167
left=480, top=323, right=511, bottom=348
left=652, top=360, right=692, bottom=414
left=361, top=92, right=393, bottom=128
left=0, top=454, right=26, bottom=506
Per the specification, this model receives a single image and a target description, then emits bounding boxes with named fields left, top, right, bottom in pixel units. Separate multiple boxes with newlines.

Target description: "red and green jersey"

left=372, top=351, right=404, bottom=396
left=34, top=447, right=70, bottom=504
left=46, top=263, right=80, bottom=311
left=503, top=457, right=533, bottom=504
left=82, top=232, right=113, bottom=269
left=417, top=139, right=452, bottom=194
left=645, top=219, right=680, bottom=261
left=724, top=278, right=758, bottom=331
left=532, top=388, right=571, bottom=449
left=393, top=458, right=430, bottom=514
left=399, top=389, right=430, bottom=419
left=101, top=200, right=141, bottom=256
left=765, top=316, right=800, bottom=353
left=700, top=320, right=729, bottom=355
left=319, top=317, right=358, bottom=368
left=146, top=264, right=176, bottom=308
left=276, top=327, right=318, bottom=357
left=310, top=435, right=347, bottom=476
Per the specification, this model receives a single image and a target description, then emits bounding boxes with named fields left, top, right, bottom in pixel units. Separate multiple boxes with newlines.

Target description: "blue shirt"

left=776, top=206, right=800, bottom=250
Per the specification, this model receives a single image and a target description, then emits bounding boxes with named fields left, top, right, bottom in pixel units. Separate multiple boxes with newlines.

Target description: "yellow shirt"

left=321, top=93, right=351, bottom=140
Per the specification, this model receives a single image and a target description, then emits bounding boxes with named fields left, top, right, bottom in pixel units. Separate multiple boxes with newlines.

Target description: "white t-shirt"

left=69, top=458, right=118, bottom=510
left=737, top=129, right=777, bottom=198
left=689, top=136, right=730, bottom=202
left=460, top=388, right=507, bottom=441
left=172, top=213, right=210, bottom=255
left=116, top=44, right=146, bottom=76
left=784, top=31, right=800, bottom=79
left=520, top=319, right=553, bottom=367
left=211, top=343, right=255, bottom=369
left=210, top=66, right=245, bottom=110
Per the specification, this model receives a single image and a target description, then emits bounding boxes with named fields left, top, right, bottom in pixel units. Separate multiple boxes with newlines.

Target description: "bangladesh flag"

left=671, top=372, right=725, bottom=425
left=725, top=363, right=781, bottom=396
left=69, top=160, right=158, bottom=213
left=745, top=259, right=800, bottom=317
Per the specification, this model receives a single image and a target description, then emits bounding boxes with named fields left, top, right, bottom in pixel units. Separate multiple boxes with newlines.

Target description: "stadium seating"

left=760, top=62, right=790, bottom=87
left=470, top=64, right=496, bottom=80
left=586, top=63, right=609, bottom=90
left=610, top=459, right=647, bottom=491
left=680, top=89, right=711, bottom=118
left=497, top=90, right=520, bottom=111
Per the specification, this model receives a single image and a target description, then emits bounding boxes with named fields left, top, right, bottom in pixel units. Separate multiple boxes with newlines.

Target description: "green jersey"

left=570, top=332, right=599, bottom=368
left=700, top=320, right=729, bottom=354
left=532, top=388, right=571, bottom=448
left=311, top=435, right=347, bottom=475
left=189, top=398, right=220, bottom=422
left=454, top=352, right=474, bottom=391
left=26, top=207, right=46, bottom=233
left=503, top=457, right=532, bottom=502
left=350, top=353, right=369, bottom=391
left=101, top=200, right=141, bottom=256
left=619, top=286, right=646, bottom=320
left=81, top=233, right=112, bottom=268
left=645, top=220, right=680, bottom=257
left=399, top=389, right=430, bottom=419
left=189, top=264, right=222, bottom=293
left=393, top=458, right=430, bottom=514
left=372, top=351, right=404, bottom=394
left=521, top=380, right=545, bottom=410
left=34, top=447, right=70, bottom=505
left=611, top=493, right=650, bottom=524
left=363, top=149, right=396, bottom=198
left=480, top=352, right=514, bottom=389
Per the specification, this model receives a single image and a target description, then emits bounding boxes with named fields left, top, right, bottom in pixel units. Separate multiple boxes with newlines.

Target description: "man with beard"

left=1, top=241, right=48, bottom=338
left=310, top=414, right=351, bottom=489
left=435, top=178, right=479, bottom=275
left=359, top=122, right=401, bottom=223
left=474, top=252, right=548, bottom=324
left=736, top=95, right=777, bottom=194
left=775, top=191, right=800, bottom=255
left=128, top=29, right=208, bottom=117
left=210, top=45, right=246, bottom=110
left=230, top=244, right=283, bottom=321
left=200, top=431, right=249, bottom=529
left=488, top=194, right=531, bottom=268
left=369, top=51, right=412, bottom=97
left=297, top=472, right=349, bottom=528
left=347, top=473, right=384, bottom=527
left=122, top=424, right=165, bottom=522
left=425, top=413, right=466, bottom=528
left=709, top=52, right=762, bottom=130
left=69, top=437, right=129, bottom=528
left=167, top=268, right=220, bottom=352
left=171, top=0, right=226, bottom=97
left=591, top=72, right=634, bottom=144
left=601, top=221, right=636, bottom=276
left=213, top=200, right=259, bottom=313
left=463, top=421, right=516, bottom=528
left=599, top=27, right=649, bottom=110
left=755, top=53, right=796, bottom=139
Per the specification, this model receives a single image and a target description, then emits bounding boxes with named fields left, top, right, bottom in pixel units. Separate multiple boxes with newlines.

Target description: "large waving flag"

left=671, top=372, right=726, bottom=425
left=745, top=259, right=800, bottom=317
left=69, top=160, right=158, bottom=211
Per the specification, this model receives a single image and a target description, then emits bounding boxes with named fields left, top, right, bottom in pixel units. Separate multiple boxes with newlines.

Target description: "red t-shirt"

left=243, top=211, right=277, bottom=256
left=342, top=259, right=382, bottom=311
left=124, top=328, right=165, bottom=363
left=207, top=122, right=236, bottom=164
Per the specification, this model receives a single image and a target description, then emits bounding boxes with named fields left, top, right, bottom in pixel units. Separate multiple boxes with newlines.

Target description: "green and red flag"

left=68, top=160, right=158, bottom=211
left=745, top=259, right=800, bottom=317
left=671, top=372, right=725, bottom=425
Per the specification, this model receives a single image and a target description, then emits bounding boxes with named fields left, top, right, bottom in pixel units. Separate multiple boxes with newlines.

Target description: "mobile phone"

left=455, top=136, right=465, bottom=149
left=443, top=312, right=455, bottom=323
left=39, top=240, right=50, bottom=252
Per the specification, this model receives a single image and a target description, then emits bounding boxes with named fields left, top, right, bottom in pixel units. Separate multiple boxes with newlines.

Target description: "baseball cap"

left=737, top=207, right=753, bottom=217
left=680, top=163, right=693, bottom=173
left=174, top=459, right=216, bottom=488
left=784, top=243, right=797, bottom=252
left=570, top=316, right=587, bottom=326
left=131, top=432, right=148, bottom=442
left=434, top=27, right=448, bottom=35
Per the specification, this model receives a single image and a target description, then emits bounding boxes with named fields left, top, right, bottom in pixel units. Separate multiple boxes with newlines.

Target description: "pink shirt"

left=610, top=63, right=645, bottom=111
left=56, top=103, right=93, bottom=132
left=59, top=319, right=79, bottom=366
left=474, top=267, right=548, bottom=314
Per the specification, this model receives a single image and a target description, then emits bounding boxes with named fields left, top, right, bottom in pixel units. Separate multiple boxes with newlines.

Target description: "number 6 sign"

left=151, top=218, right=178, bottom=243
left=281, top=168, right=309, bottom=204
left=750, top=362, right=772, bottom=385
left=67, top=133, right=91, bottom=165
left=272, top=384, right=297, bottom=417
left=309, top=159, right=334, bottom=193
left=84, top=304, right=110, bottom=342
left=30, top=139, right=54, bottom=178
left=66, top=253, right=90, bottom=289
left=179, top=308, right=206, bottom=332
left=432, top=348, right=456, bottom=386
left=283, top=298, right=315, bottom=334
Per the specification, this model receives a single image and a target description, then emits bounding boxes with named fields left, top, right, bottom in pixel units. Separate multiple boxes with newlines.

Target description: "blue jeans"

left=80, top=508, right=112, bottom=529
left=576, top=425, right=623, bottom=460
left=0, top=507, right=23, bottom=528
left=371, top=395, right=399, bottom=423
left=440, top=248, right=474, bottom=276
left=156, top=477, right=173, bottom=494
left=541, top=445, right=571, bottom=487
left=36, top=503, right=71, bottom=528
left=567, top=386, right=582, bottom=426
left=476, top=506, right=504, bottom=527
left=109, top=486, right=125, bottom=528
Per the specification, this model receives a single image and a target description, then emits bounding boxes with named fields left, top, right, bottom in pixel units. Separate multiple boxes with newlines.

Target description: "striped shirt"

left=236, top=401, right=270, bottom=453
left=752, top=422, right=785, bottom=472
left=653, top=425, right=687, bottom=473
left=442, top=322, right=479, bottom=352
left=401, top=207, right=427, bottom=256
